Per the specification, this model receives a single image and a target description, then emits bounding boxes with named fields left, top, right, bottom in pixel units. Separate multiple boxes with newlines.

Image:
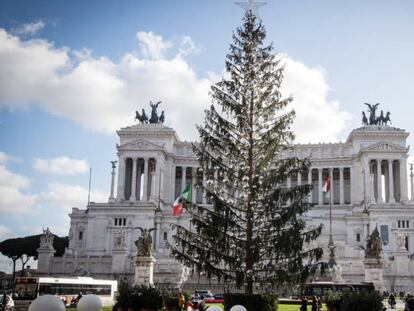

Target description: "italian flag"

left=322, top=175, right=331, bottom=198
left=172, top=184, right=192, bottom=216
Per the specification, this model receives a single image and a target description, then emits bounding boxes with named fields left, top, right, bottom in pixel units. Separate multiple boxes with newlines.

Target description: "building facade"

left=38, top=121, right=414, bottom=292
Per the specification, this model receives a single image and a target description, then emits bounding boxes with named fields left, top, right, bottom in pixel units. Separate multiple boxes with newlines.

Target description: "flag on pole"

left=322, top=175, right=331, bottom=198
left=172, top=184, right=192, bottom=216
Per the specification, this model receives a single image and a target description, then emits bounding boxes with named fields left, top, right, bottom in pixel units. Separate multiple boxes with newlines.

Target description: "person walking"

left=388, top=293, right=396, bottom=309
left=311, top=296, right=318, bottom=311
left=178, top=292, right=186, bottom=311
left=300, top=297, right=307, bottom=311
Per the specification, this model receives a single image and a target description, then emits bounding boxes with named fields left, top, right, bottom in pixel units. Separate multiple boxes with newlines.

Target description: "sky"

left=1, top=0, right=414, bottom=270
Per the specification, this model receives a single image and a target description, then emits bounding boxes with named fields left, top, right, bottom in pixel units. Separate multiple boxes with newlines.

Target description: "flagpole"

left=328, top=169, right=335, bottom=268
left=329, top=177, right=332, bottom=239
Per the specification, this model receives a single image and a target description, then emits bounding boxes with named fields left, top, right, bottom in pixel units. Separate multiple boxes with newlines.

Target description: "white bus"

left=15, top=276, right=118, bottom=306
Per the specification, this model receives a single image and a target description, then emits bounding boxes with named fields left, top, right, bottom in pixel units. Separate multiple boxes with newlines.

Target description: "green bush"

left=133, top=285, right=163, bottom=310
left=115, top=283, right=163, bottom=311
left=325, top=289, right=342, bottom=309
left=224, top=293, right=278, bottom=311
left=116, top=281, right=132, bottom=308
left=341, top=290, right=383, bottom=311
left=162, top=290, right=179, bottom=309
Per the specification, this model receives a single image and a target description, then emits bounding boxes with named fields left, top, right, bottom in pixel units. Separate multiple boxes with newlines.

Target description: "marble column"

left=116, top=156, right=126, bottom=201
left=400, top=157, right=409, bottom=202
left=388, top=160, right=395, bottom=203
left=192, top=167, right=197, bottom=203
left=137, top=161, right=142, bottom=200
left=329, top=168, right=334, bottom=204
left=150, top=170, right=155, bottom=200
left=364, top=158, right=373, bottom=204
left=202, top=172, right=206, bottom=204
left=308, top=169, right=313, bottom=204
left=286, top=176, right=291, bottom=205
left=318, top=168, right=323, bottom=205
left=109, top=162, right=117, bottom=202
left=181, top=166, right=187, bottom=191
left=339, top=167, right=344, bottom=205
left=297, top=172, right=302, bottom=186
left=131, top=158, right=138, bottom=201
left=143, top=158, right=149, bottom=201
left=155, top=221, right=161, bottom=250
left=376, top=159, right=383, bottom=203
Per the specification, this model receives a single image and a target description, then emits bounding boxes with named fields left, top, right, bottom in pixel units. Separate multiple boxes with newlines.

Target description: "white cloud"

left=0, top=225, right=14, bottom=241
left=178, top=35, right=201, bottom=56
left=14, top=21, right=45, bottom=35
left=137, top=31, right=172, bottom=60
left=0, top=151, right=9, bottom=163
left=39, top=182, right=107, bottom=212
left=0, top=153, right=37, bottom=214
left=280, top=56, right=352, bottom=143
left=0, top=28, right=350, bottom=142
left=34, top=156, right=89, bottom=175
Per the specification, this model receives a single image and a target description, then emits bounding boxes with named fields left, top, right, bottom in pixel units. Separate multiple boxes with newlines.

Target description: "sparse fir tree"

left=170, top=9, right=324, bottom=294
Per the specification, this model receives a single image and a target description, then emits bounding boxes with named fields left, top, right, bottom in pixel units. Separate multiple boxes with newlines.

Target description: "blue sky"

left=1, top=0, right=414, bottom=270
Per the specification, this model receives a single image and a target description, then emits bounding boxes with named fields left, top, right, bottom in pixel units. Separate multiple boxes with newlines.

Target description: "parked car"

left=204, top=294, right=224, bottom=304
left=193, top=290, right=212, bottom=299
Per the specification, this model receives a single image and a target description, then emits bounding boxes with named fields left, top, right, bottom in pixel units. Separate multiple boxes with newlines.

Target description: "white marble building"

left=37, top=122, right=414, bottom=292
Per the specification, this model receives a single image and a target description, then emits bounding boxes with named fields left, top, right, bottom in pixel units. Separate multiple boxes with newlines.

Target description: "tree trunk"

left=12, top=258, right=17, bottom=282
left=245, top=90, right=255, bottom=295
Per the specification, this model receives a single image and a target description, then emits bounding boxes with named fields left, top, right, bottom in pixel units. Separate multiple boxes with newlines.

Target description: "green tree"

left=0, top=234, right=68, bottom=278
left=171, top=9, right=324, bottom=294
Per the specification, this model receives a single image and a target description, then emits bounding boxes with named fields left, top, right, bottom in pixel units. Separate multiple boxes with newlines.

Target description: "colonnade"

left=175, top=166, right=352, bottom=206
left=364, top=158, right=408, bottom=203
left=116, top=157, right=159, bottom=201
left=114, top=158, right=408, bottom=204
left=288, top=167, right=351, bottom=206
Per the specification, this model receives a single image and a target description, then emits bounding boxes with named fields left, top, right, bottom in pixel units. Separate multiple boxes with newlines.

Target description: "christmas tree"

left=171, top=8, right=324, bottom=294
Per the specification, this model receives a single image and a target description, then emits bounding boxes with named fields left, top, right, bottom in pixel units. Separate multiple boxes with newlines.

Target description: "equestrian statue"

left=135, top=101, right=165, bottom=124
left=362, top=103, right=391, bottom=126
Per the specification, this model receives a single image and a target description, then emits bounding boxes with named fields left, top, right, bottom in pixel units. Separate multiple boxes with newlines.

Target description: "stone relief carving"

left=114, top=231, right=126, bottom=249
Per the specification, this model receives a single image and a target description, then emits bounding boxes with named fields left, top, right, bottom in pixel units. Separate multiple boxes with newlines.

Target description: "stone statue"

left=159, top=110, right=165, bottom=124
left=364, top=103, right=380, bottom=125
left=40, top=227, right=54, bottom=248
left=135, top=227, right=155, bottom=257
left=365, top=226, right=382, bottom=258
left=396, top=233, right=407, bottom=252
left=135, top=101, right=165, bottom=124
left=135, top=108, right=148, bottom=124
left=376, top=110, right=385, bottom=125
left=149, top=101, right=162, bottom=124
left=362, top=111, right=368, bottom=125
left=383, top=111, right=391, bottom=125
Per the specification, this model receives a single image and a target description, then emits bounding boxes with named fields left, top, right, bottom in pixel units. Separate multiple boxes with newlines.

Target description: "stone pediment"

left=364, top=141, right=408, bottom=153
left=117, top=139, right=164, bottom=152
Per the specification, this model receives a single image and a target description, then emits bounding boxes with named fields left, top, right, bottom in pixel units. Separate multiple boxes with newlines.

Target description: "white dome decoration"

left=206, top=306, right=223, bottom=311
left=229, top=305, right=247, bottom=311
left=77, top=294, right=103, bottom=311
left=28, top=295, right=65, bottom=311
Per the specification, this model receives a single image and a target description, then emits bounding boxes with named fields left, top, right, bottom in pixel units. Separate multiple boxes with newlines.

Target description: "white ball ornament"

left=28, top=295, right=65, bottom=311
left=77, top=294, right=103, bottom=311
left=230, top=305, right=247, bottom=311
